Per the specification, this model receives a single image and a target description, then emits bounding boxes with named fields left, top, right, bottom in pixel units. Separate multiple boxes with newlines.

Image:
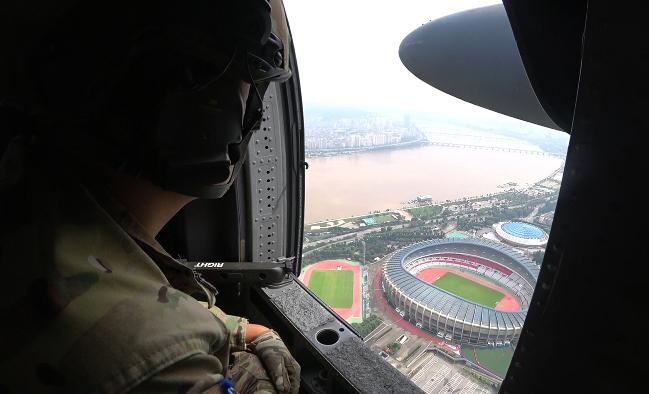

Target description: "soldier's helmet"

left=0, top=0, right=291, bottom=198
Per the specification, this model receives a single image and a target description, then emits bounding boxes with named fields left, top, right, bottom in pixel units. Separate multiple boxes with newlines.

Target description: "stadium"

left=494, top=221, right=549, bottom=247
left=382, top=239, right=538, bottom=347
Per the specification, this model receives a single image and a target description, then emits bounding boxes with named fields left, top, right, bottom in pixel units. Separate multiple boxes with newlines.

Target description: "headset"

left=22, top=0, right=291, bottom=198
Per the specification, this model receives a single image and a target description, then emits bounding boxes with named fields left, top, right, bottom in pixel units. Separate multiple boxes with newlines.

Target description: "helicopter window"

left=285, top=0, right=570, bottom=391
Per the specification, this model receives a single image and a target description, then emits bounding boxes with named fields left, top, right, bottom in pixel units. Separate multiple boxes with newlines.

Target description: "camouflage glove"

left=247, top=330, right=301, bottom=394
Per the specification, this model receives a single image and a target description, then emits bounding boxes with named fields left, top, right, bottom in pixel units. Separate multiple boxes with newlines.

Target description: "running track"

left=302, top=260, right=361, bottom=320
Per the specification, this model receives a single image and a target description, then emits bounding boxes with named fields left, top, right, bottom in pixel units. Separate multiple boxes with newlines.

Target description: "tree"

left=532, top=250, right=545, bottom=265
left=386, top=342, right=401, bottom=354
left=350, top=315, right=382, bottom=337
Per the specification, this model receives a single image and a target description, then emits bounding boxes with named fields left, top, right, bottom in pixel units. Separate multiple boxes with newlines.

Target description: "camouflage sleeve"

left=133, top=353, right=225, bottom=393
left=203, top=303, right=249, bottom=352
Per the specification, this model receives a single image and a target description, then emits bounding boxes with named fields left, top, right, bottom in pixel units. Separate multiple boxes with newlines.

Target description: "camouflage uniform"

left=0, top=142, right=279, bottom=393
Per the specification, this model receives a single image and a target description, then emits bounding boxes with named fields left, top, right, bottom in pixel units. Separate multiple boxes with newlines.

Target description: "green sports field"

left=433, top=272, right=504, bottom=307
left=308, top=270, right=354, bottom=308
left=462, top=346, right=514, bottom=377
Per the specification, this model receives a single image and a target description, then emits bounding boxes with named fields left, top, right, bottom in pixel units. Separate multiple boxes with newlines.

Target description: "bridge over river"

left=427, top=141, right=565, bottom=157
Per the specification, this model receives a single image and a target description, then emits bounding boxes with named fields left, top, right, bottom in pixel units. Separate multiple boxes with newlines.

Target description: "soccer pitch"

left=308, top=270, right=354, bottom=308
left=433, top=272, right=504, bottom=307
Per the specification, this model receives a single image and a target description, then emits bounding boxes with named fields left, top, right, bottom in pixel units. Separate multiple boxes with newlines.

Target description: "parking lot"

left=363, top=322, right=496, bottom=394
left=409, top=353, right=495, bottom=394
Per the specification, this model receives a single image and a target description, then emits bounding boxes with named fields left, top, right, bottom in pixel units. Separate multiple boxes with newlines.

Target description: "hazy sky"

left=284, top=0, right=503, bottom=117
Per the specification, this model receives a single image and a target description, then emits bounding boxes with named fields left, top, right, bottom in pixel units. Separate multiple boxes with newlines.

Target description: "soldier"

left=0, top=0, right=300, bottom=393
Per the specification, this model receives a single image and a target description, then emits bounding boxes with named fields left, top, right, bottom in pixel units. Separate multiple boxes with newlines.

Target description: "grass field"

left=372, top=214, right=397, bottom=224
left=407, top=205, right=443, bottom=218
left=462, top=346, right=514, bottom=377
left=308, top=270, right=354, bottom=308
left=433, top=272, right=504, bottom=307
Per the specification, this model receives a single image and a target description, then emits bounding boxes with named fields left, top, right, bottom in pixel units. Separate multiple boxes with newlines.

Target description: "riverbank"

left=304, top=143, right=565, bottom=223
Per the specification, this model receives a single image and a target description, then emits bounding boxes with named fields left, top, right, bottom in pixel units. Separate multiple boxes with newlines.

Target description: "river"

left=304, top=144, right=564, bottom=224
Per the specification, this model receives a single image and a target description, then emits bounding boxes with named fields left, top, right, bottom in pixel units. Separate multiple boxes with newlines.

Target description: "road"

left=522, top=203, right=543, bottom=222
left=303, top=223, right=408, bottom=249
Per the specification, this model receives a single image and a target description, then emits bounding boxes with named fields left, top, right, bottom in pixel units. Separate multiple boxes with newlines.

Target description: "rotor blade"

left=399, top=4, right=563, bottom=131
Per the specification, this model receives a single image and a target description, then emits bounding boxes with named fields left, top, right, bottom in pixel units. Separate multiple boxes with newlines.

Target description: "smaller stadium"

left=300, top=259, right=363, bottom=323
left=494, top=221, right=548, bottom=247
left=382, top=239, right=538, bottom=347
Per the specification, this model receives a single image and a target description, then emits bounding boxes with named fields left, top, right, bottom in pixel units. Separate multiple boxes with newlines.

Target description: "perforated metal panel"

left=247, top=83, right=287, bottom=262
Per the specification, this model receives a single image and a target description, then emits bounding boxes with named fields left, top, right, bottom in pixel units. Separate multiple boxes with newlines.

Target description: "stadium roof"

left=495, top=221, right=549, bottom=246
left=384, top=239, right=539, bottom=331
left=502, top=222, right=546, bottom=239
